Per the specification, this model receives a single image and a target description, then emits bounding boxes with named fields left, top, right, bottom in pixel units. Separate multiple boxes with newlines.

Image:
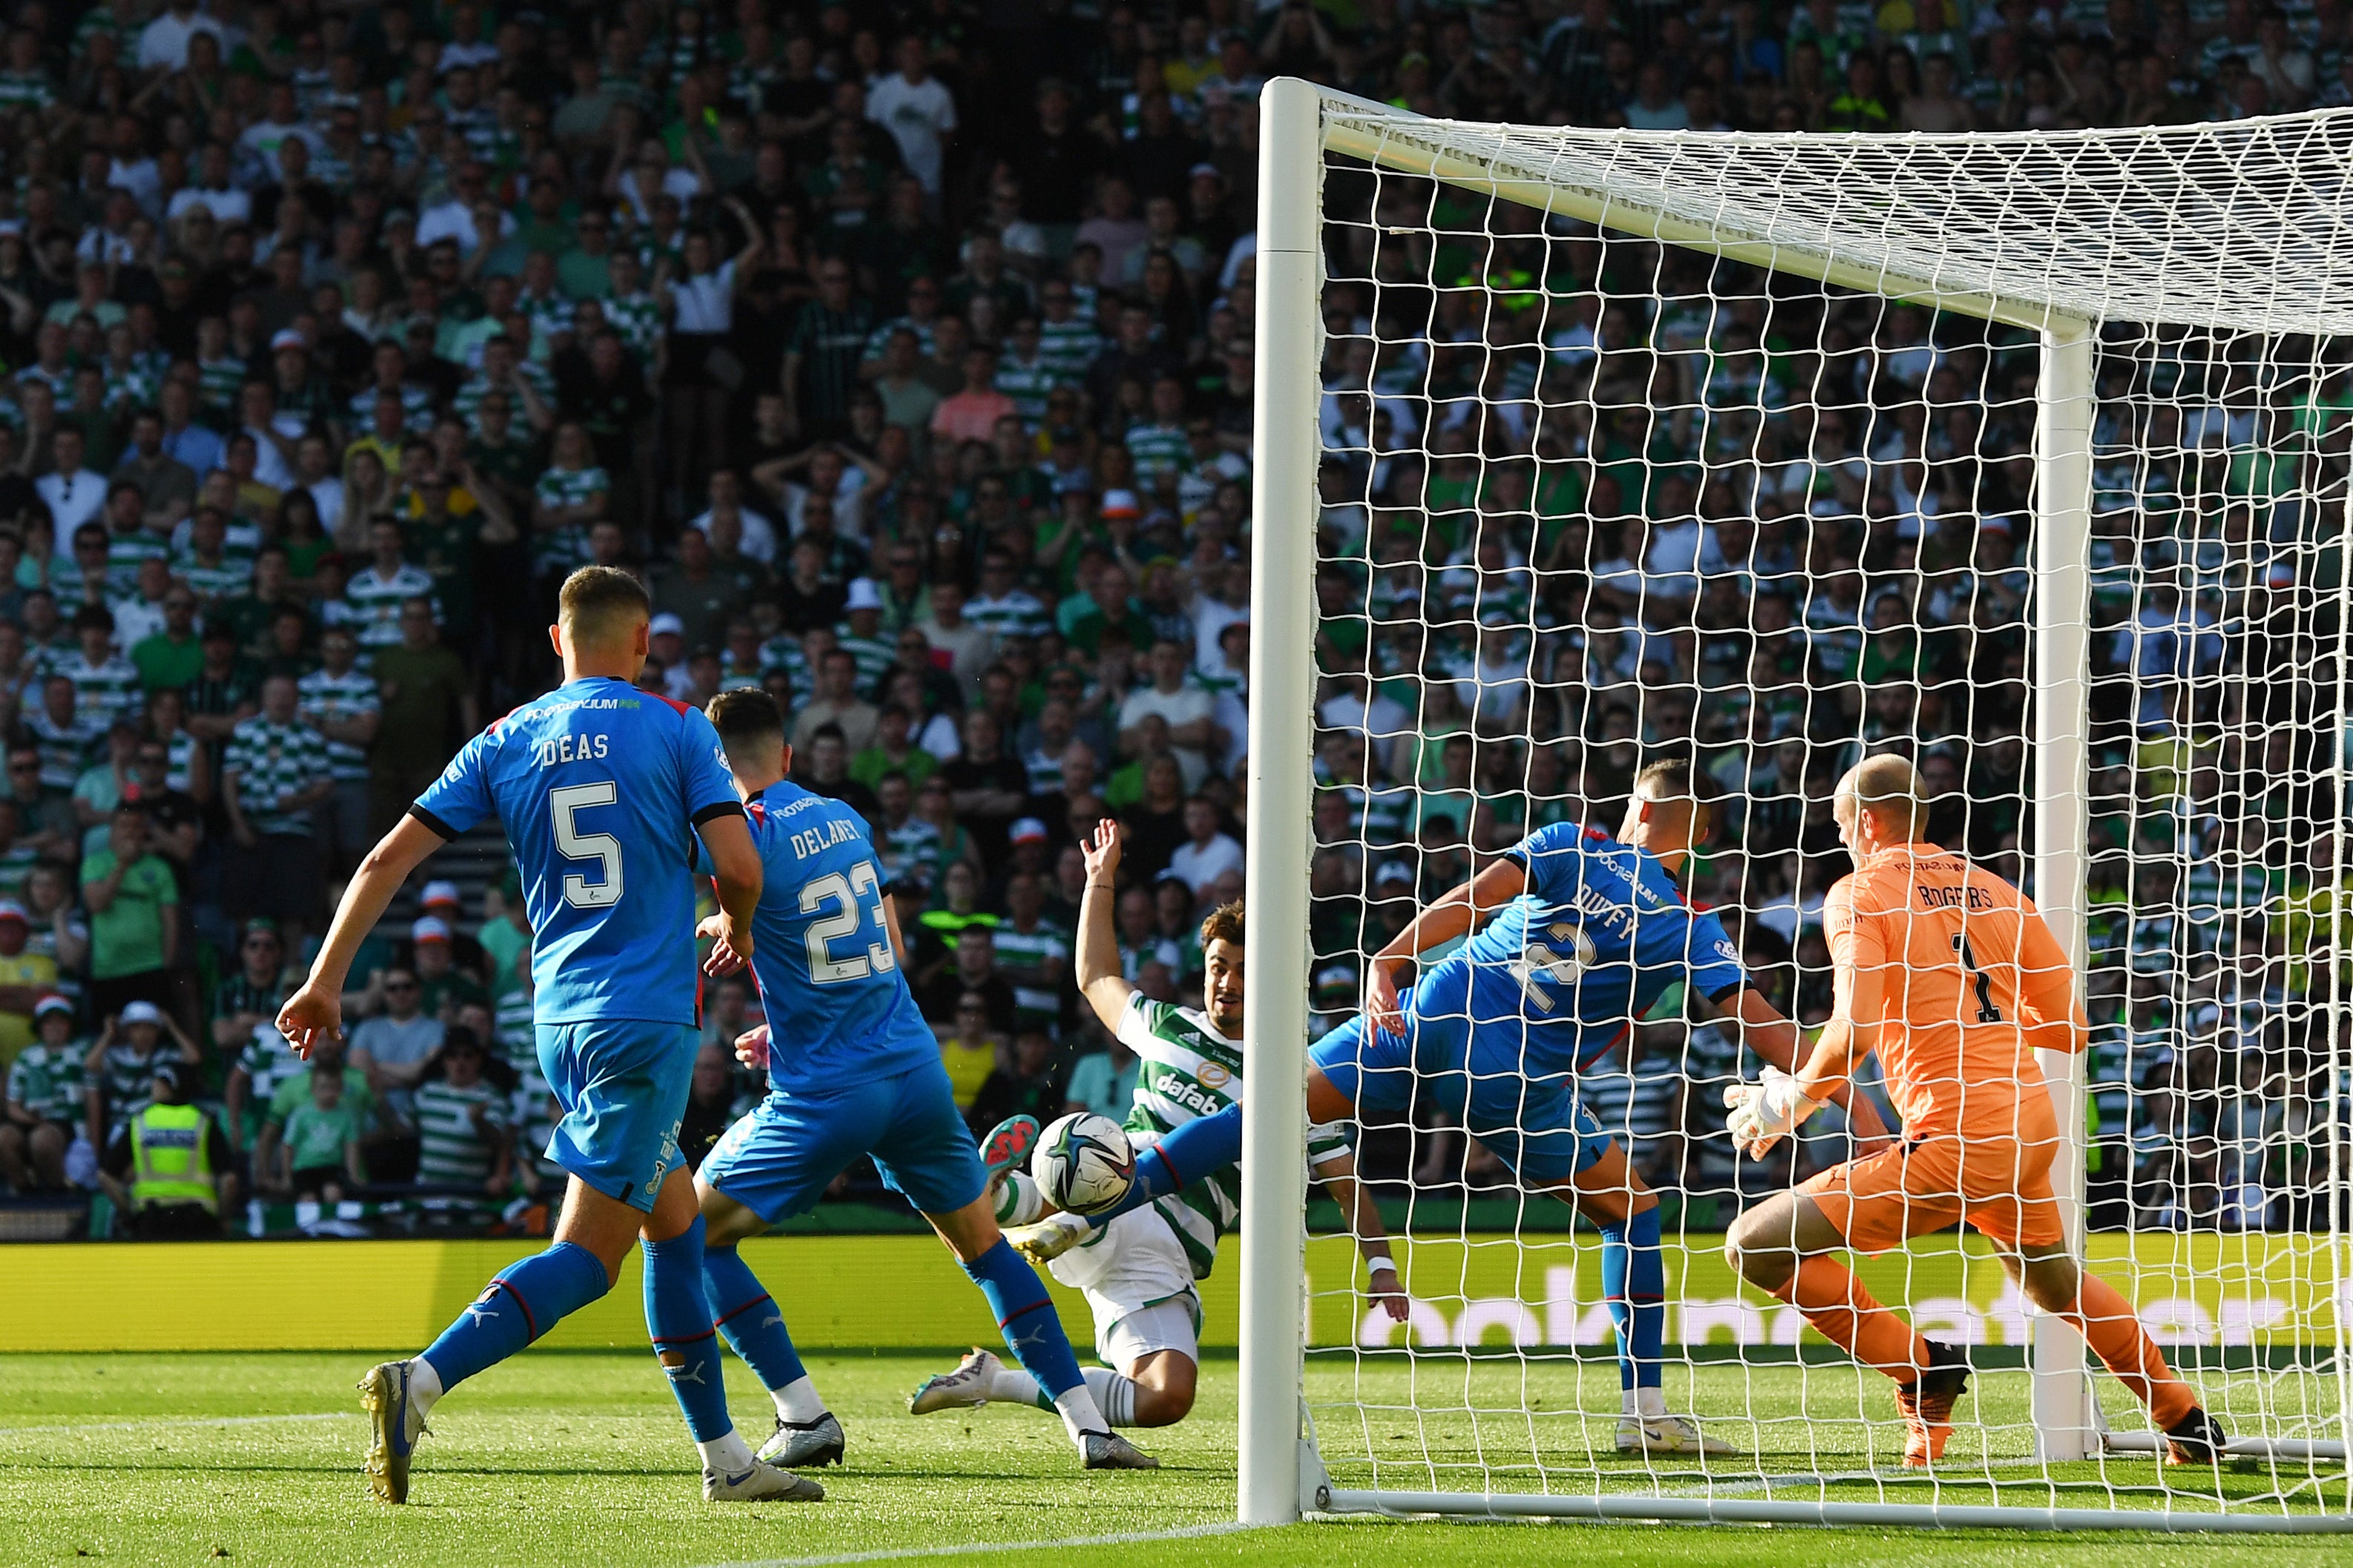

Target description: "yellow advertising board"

left=1, top=1232, right=2342, bottom=1354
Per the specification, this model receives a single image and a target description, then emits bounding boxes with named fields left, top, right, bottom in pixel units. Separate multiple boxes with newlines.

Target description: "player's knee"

left=0, top=1124, right=23, bottom=1158
left=2017, top=1251, right=2079, bottom=1311
left=27, top=1122, right=61, bottom=1157
left=1723, top=1211, right=1790, bottom=1287
left=1133, top=1360, right=1197, bottom=1426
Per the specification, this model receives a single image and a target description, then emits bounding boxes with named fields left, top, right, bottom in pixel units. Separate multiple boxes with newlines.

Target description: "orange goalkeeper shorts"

left=1797, top=1131, right=2065, bottom=1254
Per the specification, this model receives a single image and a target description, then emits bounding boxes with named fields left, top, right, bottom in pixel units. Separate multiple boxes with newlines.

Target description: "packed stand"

left=0, top=0, right=2339, bottom=1240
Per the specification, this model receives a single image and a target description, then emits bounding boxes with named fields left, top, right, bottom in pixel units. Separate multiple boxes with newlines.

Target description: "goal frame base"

left=1308, top=1487, right=2353, bottom=1533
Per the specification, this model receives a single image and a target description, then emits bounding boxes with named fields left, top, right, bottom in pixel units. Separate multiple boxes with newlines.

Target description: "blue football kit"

left=1315, top=819, right=1746, bottom=1182
left=1077, top=822, right=1745, bottom=1411
left=689, top=781, right=1098, bottom=1436
left=412, top=675, right=742, bottom=1211
left=698, top=781, right=986, bottom=1222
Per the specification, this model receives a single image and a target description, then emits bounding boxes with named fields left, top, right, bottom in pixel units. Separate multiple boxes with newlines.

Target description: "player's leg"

left=1729, top=1152, right=1967, bottom=1466
left=1107, top=1297, right=1201, bottom=1426
left=884, top=1059, right=1152, bottom=1468
left=1017, top=1028, right=1374, bottom=1248
left=1973, top=1170, right=2224, bottom=1465
left=364, top=1170, right=630, bottom=1502
left=692, top=1089, right=878, bottom=1469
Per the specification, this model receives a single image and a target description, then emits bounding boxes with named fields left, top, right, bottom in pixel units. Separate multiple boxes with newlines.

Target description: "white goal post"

left=1238, top=76, right=2353, bottom=1532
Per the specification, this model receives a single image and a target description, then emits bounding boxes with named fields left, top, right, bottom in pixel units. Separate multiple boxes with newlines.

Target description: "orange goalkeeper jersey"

left=1822, top=842, right=2087, bottom=1140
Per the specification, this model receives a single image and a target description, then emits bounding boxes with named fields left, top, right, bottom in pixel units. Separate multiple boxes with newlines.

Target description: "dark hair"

left=705, top=687, right=785, bottom=753
left=556, top=565, right=650, bottom=639
left=1200, top=899, right=1244, bottom=949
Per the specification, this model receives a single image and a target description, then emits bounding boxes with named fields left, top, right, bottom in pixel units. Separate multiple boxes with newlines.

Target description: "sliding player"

left=277, top=569, right=819, bottom=1504
left=1723, top=755, right=2225, bottom=1467
left=1024, top=758, right=1885, bottom=1455
left=686, top=690, right=1154, bottom=1471
left=905, top=821, right=1408, bottom=1429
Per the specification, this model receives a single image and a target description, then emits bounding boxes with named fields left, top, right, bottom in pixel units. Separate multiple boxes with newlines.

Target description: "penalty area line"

left=699, top=1520, right=1264, bottom=1567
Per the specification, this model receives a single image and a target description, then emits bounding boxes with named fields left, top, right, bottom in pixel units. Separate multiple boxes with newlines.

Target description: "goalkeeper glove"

left=1722, top=1066, right=1821, bottom=1160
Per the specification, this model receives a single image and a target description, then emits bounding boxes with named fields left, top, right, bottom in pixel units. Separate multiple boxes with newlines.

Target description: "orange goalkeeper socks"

left=2065, top=1273, right=2197, bottom=1429
left=1774, top=1257, right=1933, bottom=1381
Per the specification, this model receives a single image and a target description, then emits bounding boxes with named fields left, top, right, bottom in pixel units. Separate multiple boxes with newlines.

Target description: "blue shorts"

left=700, top=1055, right=986, bottom=1225
left=1310, top=1010, right=1611, bottom=1186
left=536, top=1019, right=699, bottom=1214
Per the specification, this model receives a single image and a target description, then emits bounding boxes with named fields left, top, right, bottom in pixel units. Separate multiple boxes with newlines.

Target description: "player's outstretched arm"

left=1072, top=818, right=1134, bottom=1031
left=1712, top=984, right=1893, bottom=1148
left=277, top=813, right=446, bottom=1059
left=1365, top=856, right=1525, bottom=1033
left=696, top=810, right=762, bottom=973
left=1313, top=1148, right=1409, bottom=1323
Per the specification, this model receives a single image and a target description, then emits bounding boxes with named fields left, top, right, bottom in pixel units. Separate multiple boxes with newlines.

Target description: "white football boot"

left=1615, top=1412, right=1739, bottom=1456
left=758, top=1411, right=846, bottom=1469
left=702, top=1458, right=825, bottom=1502
left=908, top=1348, right=1003, bottom=1414
left=1005, top=1211, right=1090, bottom=1265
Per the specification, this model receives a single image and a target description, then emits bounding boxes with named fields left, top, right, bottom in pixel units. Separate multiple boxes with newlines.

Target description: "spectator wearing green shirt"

left=82, top=802, right=179, bottom=1019
left=130, top=585, right=205, bottom=693
left=257, top=1064, right=366, bottom=1203
left=1, top=995, right=82, bottom=1191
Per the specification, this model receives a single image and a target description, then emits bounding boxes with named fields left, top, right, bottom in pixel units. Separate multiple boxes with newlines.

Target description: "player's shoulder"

left=1516, top=818, right=1606, bottom=863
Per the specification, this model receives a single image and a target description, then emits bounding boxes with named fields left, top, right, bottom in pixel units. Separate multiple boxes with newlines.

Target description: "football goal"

left=1235, top=76, right=2353, bottom=1532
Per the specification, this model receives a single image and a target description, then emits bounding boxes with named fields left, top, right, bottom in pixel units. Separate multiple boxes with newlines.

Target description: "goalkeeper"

left=1722, top=755, right=2223, bottom=1468
left=1045, top=756, right=1887, bottom=1455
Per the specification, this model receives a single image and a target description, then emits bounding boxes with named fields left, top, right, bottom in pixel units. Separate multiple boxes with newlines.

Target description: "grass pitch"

left=1, top=1352, right=2346, bottom=1567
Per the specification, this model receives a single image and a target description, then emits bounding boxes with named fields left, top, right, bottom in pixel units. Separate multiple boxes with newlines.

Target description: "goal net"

left=1235, top=79, right=2353, bottom=1532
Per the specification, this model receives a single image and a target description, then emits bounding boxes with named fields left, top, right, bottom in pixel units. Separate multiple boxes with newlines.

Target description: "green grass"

left=0, top=1352, right=2348, bottom=1567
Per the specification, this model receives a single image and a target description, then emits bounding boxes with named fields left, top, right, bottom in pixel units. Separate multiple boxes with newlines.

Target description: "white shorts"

left=1100, top=1294, right=1201, bottom=1370
left=1048, top=1204, right=1202, bottom=1364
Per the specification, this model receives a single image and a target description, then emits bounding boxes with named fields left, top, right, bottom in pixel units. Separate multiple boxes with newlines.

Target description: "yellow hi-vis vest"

left=130, top=1102, right=217, bottom=1212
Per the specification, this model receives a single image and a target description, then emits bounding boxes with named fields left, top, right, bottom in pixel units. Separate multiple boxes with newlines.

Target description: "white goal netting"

left=1265, top=92, right=2353, bottom=1529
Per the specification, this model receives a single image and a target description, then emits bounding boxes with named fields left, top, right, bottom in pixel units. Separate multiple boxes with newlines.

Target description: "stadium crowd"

left=0, top=0, right=2343, bottom=1241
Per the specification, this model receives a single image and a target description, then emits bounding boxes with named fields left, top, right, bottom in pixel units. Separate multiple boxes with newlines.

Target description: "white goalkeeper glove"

left=1722, top=1066, right=1821, bottom=1160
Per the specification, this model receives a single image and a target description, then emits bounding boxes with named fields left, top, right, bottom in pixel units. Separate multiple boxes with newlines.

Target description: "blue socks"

left=1600, top=1205, right=1666, bottom=1394
left=704, top=1242, right=809, bottom=1394
left=963, top=1237, right=1085, bottom=1399
left=644, top=1214, right=733, bottom=1442
left=420, top=1240, right=611, bottom=1391
left=1086, top=1102, right=1243, bottom=1229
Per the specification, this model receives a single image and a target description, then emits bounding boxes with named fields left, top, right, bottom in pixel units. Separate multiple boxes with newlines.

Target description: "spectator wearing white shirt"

left=165, top=139, right=251, bottom=227
left=136, top=0, right=228, bottom=71
left=236, top=82, right=325, bottom=168
left=1166, top=795, right=1243, bottom=902
left=1118, top=639, right=1218, bottom=792
left=866, top=37, right=958, bottom=199
left=35, top=429, right=107, bottom=555
left=414, top=162, right=515, bottom=256
left=687, top=471, right=779, bottom=567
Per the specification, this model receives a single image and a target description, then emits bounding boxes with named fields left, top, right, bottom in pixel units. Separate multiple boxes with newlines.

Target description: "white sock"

left=1053, top=1383, right=1109, bottom=1443
left=407, top=1357, right=444, bottom=1420
left=994, top=1171, right=1046, bottom=1226
left=1083, top=1366, right=1138, bottom=1427
left=987, top=1362, right=1045, bottom=1409
left=696, top=1429, right=755, bottom=1471
left=771, top=1375, right=827, bottom=1425
left=1624, top=1386, right=1667, bottom=1420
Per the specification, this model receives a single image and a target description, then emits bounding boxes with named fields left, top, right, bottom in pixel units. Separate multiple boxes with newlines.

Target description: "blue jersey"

left=718, top=781, right=937, bottom=1095
left=412, top=676, right=741, bottom=1027
left=1408, top=821, right=1746, bottom=1079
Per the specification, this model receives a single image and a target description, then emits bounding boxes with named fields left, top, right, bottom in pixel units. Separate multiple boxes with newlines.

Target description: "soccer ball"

left=1032, top=1112, right=1135, bottom=1215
